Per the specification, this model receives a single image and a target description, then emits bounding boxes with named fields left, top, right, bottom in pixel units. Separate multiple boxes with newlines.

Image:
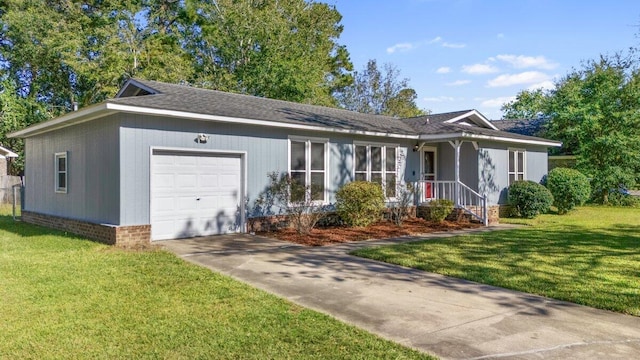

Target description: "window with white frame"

left=289, top=138, right=327, bottom=202
left=508, top=149, right=525, bottom=185
left=354, top=143, right=397, bottom=198
left=55, top=152, right=68, bottom=193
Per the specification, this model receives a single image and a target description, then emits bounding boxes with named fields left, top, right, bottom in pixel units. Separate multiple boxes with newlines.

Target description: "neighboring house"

left=9, top=79, right=560, bottom=246
left=0, top=145, right=20, bottom=204
left=0, top=145, right=18, bottom=176
left=492, top=118, right=574, bottom=170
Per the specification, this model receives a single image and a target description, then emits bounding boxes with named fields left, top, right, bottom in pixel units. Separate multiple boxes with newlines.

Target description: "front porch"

left=412, top=140, right=492, bottom=225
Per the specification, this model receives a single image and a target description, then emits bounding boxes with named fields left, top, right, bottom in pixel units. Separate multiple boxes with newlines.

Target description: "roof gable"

left=404, top=109, right=498, bottom=130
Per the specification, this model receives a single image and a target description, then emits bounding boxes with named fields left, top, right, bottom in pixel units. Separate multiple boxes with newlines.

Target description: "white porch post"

left=448, top=140, right=462, bottom=207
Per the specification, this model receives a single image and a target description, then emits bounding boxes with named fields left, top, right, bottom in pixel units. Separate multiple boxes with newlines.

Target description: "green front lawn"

left=352, top=206, right=640, bottom=316
left=0, top=213, right=432, bottom=359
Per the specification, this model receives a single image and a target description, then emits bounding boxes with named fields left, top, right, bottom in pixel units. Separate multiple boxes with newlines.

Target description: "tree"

left=183, top=0, right=352, bottom=106
left=335, top=59, right=426, bottom=118
left=500, top=88, right=548, bottom=119
left=0, top=78, right=48, bottom=174
left=546, top=56, right=640, bottom=203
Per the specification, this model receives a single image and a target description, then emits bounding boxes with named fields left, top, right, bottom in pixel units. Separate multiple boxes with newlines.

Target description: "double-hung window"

left=354, top=143, right=397, bottom=198
left=289, top=138, right=327, bottom=202
left=508, top=149, right=525, bottom=185
left=55, top=152, right=68, bottom=193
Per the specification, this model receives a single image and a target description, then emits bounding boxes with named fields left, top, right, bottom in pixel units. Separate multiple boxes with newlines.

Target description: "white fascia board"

left=8, top=103, right=115, bottom=138
left=444, top=110, right=499, bottom=130
left=419, top=132, right=562, bottom=147
left=107, top=103, right=420, bottom=140
left=0, top=146, right=18, bottom=157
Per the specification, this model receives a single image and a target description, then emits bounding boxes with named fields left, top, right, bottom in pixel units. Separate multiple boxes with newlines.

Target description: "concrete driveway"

left=160, top=229, right=640, bottom=360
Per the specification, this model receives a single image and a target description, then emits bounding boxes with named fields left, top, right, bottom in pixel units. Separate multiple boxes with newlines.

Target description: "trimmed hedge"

left=508, top=180, right=553, bottom=218
left=545, top=167, right=591, bottom=214
left=335, top=181, right=385, bottom=227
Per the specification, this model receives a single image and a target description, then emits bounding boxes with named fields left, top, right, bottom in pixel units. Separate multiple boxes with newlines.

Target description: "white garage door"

left=151, top=151, right=243, bottom=241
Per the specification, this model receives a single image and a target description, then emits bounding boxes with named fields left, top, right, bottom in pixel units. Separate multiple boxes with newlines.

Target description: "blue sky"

left=332, top=0, right=639, bottom=119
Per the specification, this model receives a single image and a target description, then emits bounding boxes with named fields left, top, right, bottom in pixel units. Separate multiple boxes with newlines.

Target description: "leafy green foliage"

left=508, top=180, right=553, bottom=218
left=425, top=199, right=454, bottom=223
left=183, top=0, right=353, bottom=106
left=335, top=59, right=426, bottom=118
left=0, top=0, right=355, bottom=171
left=499, top=52, right=640, bottom=204
left=545, top=167, right=591, bottom=214
left=547, top=57, right=640, bottom=203
left=336, top=181, right=385, bottom=227
left=500, top=88, right=547, bottom=120
left=352, top=206, right=640, bottom=316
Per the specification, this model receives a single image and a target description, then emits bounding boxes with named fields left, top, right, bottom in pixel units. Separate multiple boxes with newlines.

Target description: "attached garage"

left=150, top=149, right=246, bottom=241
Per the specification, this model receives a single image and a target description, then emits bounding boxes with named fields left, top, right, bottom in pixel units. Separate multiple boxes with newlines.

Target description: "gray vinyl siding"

left=119, top=114, right=289, bottom=225
left=525, top=147, right=549, bottom=184
left=478, top=144, right=509, bottom=205
left=118, top=114, right=416, bottom=225
left=24, top=117, right=120, bottom=224
left=477, top=142, right=550, bottom=205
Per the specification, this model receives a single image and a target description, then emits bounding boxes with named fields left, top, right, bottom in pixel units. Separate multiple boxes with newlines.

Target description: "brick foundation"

left=22, top=211, right=150, bottom=247
left=417, top=205, right=501, bottom=225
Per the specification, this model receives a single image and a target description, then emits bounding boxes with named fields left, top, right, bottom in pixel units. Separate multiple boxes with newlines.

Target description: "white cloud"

left=386, top=43, right=415, bottom=54
left=480, top=96, right=516, bottom=108
left=461, top=63, right=499, bottom=75
left=497, top=33, right=505, bottom=39
left=442, top=42, right=466, bottom=49
left=427, top=36, right=442, bottom=44
left=487, top=71, right=551, bottom=87
left=527, top=80, right=555, bottom=91
left=446, top=80, right=471, bottom=86
left=436, top=67, right=451, bottom=74
left=495, top=54, right=558, bottom=69
left=424, top=96, right=455, bottom=102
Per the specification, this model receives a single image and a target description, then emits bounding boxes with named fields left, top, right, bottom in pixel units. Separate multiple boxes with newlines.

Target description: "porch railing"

left=417, top=180, right=488, bottom=226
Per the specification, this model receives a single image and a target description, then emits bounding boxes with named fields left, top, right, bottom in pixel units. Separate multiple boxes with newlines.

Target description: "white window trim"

left=288, top=137, right=329, bottom=204
left=508, top=148, right=526, bottom=185
left=353, top=142, right=399, bottom=199
left=54, top=151, right=68, bottom=194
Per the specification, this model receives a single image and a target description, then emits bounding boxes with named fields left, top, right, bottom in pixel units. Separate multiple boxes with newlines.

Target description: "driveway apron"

left=160, top=229, right=640, bottom=360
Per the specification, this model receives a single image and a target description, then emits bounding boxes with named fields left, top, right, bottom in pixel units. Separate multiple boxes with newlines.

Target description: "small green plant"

left=426, top=199, right=454, bottom=223
left=508, top=180, right=553, bottom=218
left=336, top=181, right=385, bottom=227
left=545, top=167, right=591, bottom=214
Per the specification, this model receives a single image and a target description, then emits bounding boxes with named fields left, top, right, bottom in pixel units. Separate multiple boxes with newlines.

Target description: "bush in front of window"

left=545, top=167, right=591, bottom=214
left=426, top=199, right=454, bottom=223
left=508, top=180, right=553, bottom=218
left=336, top=181, right=385, bottom=227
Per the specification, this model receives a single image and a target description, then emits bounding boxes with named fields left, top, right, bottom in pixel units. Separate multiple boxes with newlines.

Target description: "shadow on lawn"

left=255, top=226, right=639, bottom=315
left=0, top=214, right=88, bottom=241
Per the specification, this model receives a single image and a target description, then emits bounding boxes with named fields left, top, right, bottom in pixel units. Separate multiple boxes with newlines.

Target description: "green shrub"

left=508, top=180, right=553, bottom=218
left=336, top=181, right=385, bottom=227
left=607, top=192, right=640, bottom=207
left=426, top=199, right=454, bottom=222
left=545, top=167, right=591, bottom=214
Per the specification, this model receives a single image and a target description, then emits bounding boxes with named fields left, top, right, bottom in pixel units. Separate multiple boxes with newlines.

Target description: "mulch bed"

left=257, top=217, right=482, bottom=246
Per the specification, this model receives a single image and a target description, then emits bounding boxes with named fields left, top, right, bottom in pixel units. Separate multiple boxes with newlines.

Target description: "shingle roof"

left=110, top=79, right=418, bottom=135
left=405, top=119, right=557, bottom=144
left=491, top=118, right=546, bottom=137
